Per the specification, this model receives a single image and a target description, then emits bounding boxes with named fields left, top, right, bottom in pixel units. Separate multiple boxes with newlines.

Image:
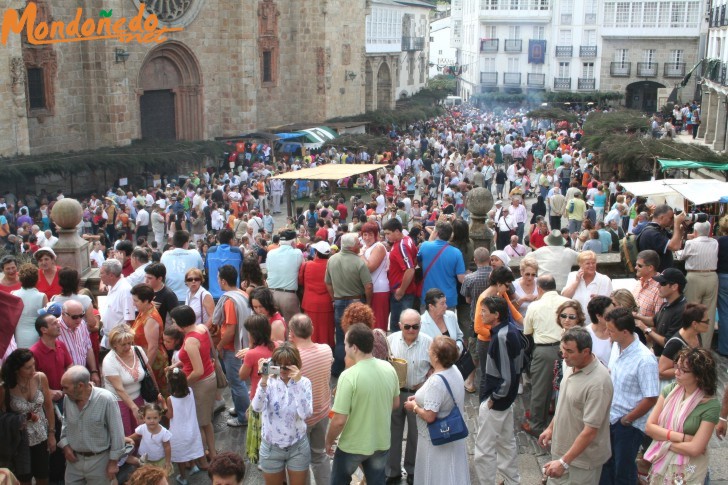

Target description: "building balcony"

left=555, top=45, right=572, bottom=57
left=636, top=62, right=658, bottom=77
left=503, top=72, right=521, bottom=85
left=480, top=71, right=498, bottom=85
left=480, top=39, right=499, bottom=53
left=664, top=63, right=686, bottom=78
left=703, top=61, right=727, bottom=85
left=554, top=77, right=571, bottom=90
left=560, top=14, right=572, bottom=25
left=401, top=36, right=424, bottom=51
left=580, top=45, right=597, bottom=58
left=478, top=7, right=551, bottom=24
left=578, top=78, right=596, bottom=90
left=610, top=62, right=631, bottom=77
left=527, top=73, right=545, bottom=87
left=504, top=39, right=522, bottom=52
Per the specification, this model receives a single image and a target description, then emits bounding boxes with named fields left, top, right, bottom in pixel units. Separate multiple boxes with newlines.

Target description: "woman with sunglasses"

left=645, top=348, right=719, bottom=484
left=561, top=250, right=613, bottom=324
left=512, top=257, right=539, bottom=315
left=184, top=268, right=214, bottom=329
left=252, top=343, right=313, bottom=485
left=552, top=300, right=586, bottom=401
left=657, top=303, right=709, bottom=385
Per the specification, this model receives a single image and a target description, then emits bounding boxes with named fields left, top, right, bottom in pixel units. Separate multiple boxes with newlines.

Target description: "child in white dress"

left=165, top=367, right=205, bottom=485
left=126, top=403, right=172, bottom=473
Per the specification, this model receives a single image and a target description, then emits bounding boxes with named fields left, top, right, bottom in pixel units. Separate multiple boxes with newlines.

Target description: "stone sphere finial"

left=50, top=198, right=83, bottom=230
left=465, top=187, right=494, bottom=217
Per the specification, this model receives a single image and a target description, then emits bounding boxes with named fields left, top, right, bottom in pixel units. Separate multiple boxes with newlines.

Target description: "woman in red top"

left=250, top=287, right=287, bottom=342
left=298, top=241, right=335, bottom=347
left=130, top=284, right=169, bottom=396
left=171, top=305, right=217, bottom=462
left=0, top=256, right=21, bottom=293
left=34, top=247, right=62, bottom=300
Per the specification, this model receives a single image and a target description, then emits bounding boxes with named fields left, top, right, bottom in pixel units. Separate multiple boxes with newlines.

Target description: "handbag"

left=454, top=341, right=476, bottom=379
left=134, top=347, right=159, bottom=403
left=427, top=374, right=469, bottom=446
left=382, top=329, right=408, bottom=388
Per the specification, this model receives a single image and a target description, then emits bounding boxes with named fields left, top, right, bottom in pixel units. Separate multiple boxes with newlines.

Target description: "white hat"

left=34, top=247, right=56, bottom=259
left=495, top=200, right=503, bottom=205
left=312, top=241, right=331, bottom=255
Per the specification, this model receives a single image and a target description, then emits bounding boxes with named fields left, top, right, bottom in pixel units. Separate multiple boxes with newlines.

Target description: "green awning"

left=658, top=159, right=728, bottom=171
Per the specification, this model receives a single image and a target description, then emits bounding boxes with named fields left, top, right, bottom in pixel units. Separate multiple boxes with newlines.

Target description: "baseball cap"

left=312, top=241, right=331, bottom=255
left=38, top=302, right=62, bottom=317
left=653, top=268, right=687, bottom=288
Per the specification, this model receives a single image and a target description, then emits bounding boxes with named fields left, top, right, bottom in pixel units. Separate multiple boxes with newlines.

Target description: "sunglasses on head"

left=559, top=313, right=578, bottom=320
left=403, top=324, right=421, bottom=330
left=186, top=277, right=202, bottom=282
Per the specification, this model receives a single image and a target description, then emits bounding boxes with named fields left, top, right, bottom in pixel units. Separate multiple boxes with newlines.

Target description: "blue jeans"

left=599, top=421, right=644, bottom=485
left=719, top=274, right=728, bottom=355
left=331, top=448, right=388, bottom=485
left=221, top=350, right=250, bottom=423
left=333, top=298, right=364, bottom=377
left=389, top=294, right=415, bottom=333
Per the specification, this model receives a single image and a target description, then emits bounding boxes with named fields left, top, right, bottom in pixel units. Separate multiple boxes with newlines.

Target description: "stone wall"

left=0, top=0, right=29, bottom=157
left=3, top=0, right=368, bottom=157
left=600, top=38, right=700, bottom=99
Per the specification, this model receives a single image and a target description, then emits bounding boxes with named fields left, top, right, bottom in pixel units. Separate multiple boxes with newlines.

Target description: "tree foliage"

left=1, top=140, right=228, bottom=178
left=426, top=74, right=457, bottom=94
left=581, top=110, right=728, bottom=180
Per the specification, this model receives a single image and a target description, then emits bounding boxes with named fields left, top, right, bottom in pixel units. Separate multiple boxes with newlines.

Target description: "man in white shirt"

left=135, top=203, right=150, bottom=240
left=43, top=230, right=58, bottom=248
left=126, top=247, right=151, bottom=287
left=508, top=197, right=528, bottom=243
left=99, top=259, right=135, bottom=348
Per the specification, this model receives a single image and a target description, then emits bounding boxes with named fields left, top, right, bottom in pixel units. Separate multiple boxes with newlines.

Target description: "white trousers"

left=474, top=402, right=521, bottom=485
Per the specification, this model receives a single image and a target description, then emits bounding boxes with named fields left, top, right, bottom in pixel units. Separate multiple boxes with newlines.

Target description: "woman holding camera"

left=252, top=343, right=313, bottom=485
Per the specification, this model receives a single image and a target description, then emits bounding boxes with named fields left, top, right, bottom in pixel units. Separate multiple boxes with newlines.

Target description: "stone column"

left=465, top=187, right=494, bottom=252
left=713, top=93, right=728, bottom=151
left=704, top=90, right=719, bottom=143
left=50, top=198, right=96, bottom=287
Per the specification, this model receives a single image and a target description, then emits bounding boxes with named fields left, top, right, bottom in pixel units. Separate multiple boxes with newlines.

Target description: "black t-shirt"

left=637, top=223, right=672, bottom=272
left=653, top=296, right=687, bottom=357
left=718, top=236, right=728, bottom=274
left=661, top=333, right=700, bottom=363
left=154, top=285, right=180, bottom=324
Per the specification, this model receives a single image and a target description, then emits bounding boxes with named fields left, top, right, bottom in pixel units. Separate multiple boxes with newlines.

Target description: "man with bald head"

left=58, top=300, right=100, bottom=385
left=59, top=365, right=125, bottom=484
left=385, top=309, right=433, bottom=483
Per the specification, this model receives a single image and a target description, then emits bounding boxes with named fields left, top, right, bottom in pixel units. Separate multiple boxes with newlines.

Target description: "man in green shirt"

left=567, top=191, right=587, bottom=234
left=326, top=324, right=400, bottom=484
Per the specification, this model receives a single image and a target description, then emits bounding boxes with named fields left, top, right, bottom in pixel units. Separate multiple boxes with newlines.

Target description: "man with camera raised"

left=677, top=221, right=718, bottom=349
left=637, top=204, right=686, bottom=272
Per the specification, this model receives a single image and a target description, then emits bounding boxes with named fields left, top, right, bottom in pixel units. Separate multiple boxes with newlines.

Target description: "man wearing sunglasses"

left=57, top=300, right=100, bottom=386
left=385, top=309, right=432, bottom=484
left=635, top=268, right=687, bottom=357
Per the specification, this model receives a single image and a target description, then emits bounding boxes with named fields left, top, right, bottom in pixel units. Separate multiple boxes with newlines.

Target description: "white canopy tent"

left=620, top=179, right=728, bottom=207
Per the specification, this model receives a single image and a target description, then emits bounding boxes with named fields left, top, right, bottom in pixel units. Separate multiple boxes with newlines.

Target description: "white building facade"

left=451, top=0, right=704, bottom=111
left=364, top=0, right=435, bottom=111
left=696, top=0, right=728, bottom=151
left=429, top=16, right=458, bottom=79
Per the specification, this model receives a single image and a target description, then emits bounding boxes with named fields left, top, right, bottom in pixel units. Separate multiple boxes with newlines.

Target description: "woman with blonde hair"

left=184, top=268, right=214, bottom=328
left=561, top=250, right=612, bottom=324
left=513, top=257, right=539, bottom=315
left=611, top=288, right=639, bottom=314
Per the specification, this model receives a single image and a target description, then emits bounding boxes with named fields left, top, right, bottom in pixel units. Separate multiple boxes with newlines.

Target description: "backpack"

left=307, top=211, right=318, bottom=230
left=620, top=225, right=656, bottom=273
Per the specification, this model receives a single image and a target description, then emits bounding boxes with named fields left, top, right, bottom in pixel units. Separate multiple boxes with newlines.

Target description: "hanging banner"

left=528, top=40, right=546, bottom=64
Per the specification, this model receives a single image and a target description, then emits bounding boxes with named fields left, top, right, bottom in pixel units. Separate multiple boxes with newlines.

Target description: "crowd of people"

left=0, top=104, right=727, bottom=485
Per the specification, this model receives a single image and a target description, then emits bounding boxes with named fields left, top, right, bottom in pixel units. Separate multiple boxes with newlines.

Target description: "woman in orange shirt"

left=130, top=283, right=168, bottom=395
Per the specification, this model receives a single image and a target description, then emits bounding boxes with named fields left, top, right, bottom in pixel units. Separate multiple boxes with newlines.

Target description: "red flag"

left=0, top=291, right=23, bottom=357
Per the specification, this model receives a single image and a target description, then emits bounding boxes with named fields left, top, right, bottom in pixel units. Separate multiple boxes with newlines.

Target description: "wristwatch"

left=559, top=458, right=569, bottom=470
left=644, top=328, right=653, bottom=335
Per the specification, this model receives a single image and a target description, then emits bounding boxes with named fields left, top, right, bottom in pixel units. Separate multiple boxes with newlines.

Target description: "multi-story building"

left=695, top=0, right=728, bottom=151
left=364, top=0, right=435, bottom=111
left=429, top=10, right=458, bottom=79
left=451, top=0, right=704, bottom=112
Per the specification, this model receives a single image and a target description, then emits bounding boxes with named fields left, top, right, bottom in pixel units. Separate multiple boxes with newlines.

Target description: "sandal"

left=464, top=384, right=476, bottom=394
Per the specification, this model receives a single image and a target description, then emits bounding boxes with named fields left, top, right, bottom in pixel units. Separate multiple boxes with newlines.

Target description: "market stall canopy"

left=621, top=178, right=728, bottom=206
left=271, top=164, right=389, bottom=181
left=659, top=159, right=728, bottom=171
left=215, top=132, right=280, bottom=141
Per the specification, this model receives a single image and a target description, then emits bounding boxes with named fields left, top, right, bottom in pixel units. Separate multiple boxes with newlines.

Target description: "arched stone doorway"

left=138, top=41, right=203, bottom=140
left=626, top=81, right=665, bottom=113
left=377, top=62, right=392, bottom=111
left=365, top=60, right=374, bottom=112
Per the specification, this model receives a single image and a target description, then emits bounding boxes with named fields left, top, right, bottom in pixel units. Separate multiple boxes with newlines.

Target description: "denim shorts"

left=259, top=436, right=311, bottom=473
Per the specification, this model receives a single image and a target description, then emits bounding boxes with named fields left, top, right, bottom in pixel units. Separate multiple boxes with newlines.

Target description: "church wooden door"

left=140, top=90, right=176, bottom=140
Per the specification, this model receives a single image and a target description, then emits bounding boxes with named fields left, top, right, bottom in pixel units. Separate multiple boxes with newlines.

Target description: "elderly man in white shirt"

left=560, top=250, right=613, bottom=324
left=98, top=259, right=135, bottom=348
left=385, top=309, right=433, bottom=483
left=508, top=197, right=528, bottom=244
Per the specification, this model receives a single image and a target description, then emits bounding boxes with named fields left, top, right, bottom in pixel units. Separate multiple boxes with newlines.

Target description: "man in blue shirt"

left=159, top=230, right=204, bottom=304
left=205, top=228, right=243, bottom=300
left=417, top=222, right=465, bottom=309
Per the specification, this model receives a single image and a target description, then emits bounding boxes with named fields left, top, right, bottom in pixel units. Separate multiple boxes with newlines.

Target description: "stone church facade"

left=0, top=0, right=368, bottom=158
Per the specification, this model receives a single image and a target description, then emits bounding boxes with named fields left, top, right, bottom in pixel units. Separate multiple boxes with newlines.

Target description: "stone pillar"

left=465, top=187, right=494, bottom=252
left=50, top=198, right=93, bottom=280
left=713, top=94, right=728, bottom=151
left=704, top=90, right=719, bottom=143
left=699, top=90, right=712, bottom=140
